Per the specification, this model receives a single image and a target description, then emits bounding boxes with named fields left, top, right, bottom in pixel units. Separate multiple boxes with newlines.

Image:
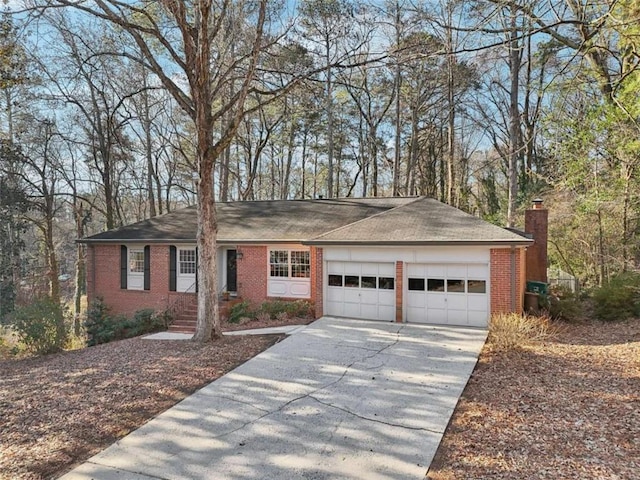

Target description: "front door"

left=226, top=249, right=237, bottom=293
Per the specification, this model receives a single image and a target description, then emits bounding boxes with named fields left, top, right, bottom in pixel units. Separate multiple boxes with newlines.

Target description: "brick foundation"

left=395, top=261, right=403, bottom=322
left=88, top=243, right=172, bottom=316
left=490, top=247, right=525, bottom=315
left=236, top=245, right=268, bottom=306
left=311, top=246, right=323, bottom=318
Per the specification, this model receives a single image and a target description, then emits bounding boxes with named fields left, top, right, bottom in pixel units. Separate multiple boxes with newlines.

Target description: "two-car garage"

left=323, top=248, right=491, bottom=327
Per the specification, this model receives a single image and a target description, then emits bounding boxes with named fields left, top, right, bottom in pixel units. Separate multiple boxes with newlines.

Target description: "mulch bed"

left=427, top=319, right=640, bottom=480
left=0, top=333, right=282, bottom=480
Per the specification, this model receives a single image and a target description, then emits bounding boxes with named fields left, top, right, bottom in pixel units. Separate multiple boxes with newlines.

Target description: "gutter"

left=302, top=240, right=533, bottom=247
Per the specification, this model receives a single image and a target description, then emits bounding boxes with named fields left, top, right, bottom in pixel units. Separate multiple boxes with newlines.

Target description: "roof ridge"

left=310, top=196, right=424, bottom=241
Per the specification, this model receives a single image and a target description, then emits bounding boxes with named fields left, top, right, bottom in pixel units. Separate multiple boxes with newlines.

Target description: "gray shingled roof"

left=81, top=196, right=530, bottom=246
left=81, top=197, right=414, bottom=244
left=305, top=197, right=532, bottom=245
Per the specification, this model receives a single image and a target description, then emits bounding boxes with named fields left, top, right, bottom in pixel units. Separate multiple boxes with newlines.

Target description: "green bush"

left=592, top=272, right=640, bottom=321
left=227, top=301, right=252, bottom=324
left=11, top=297, right=69, bottom=355
left=547, top=285, right=582, bottom=322
left=85, top=298, right=168, bottom=345
left=258, top=299, right=313, bottom=319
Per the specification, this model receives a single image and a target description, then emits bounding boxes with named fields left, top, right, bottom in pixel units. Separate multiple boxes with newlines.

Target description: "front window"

left=179, top=249, right=196, bottom=275
left=270, top=249, right=310, bottom=278
left=129, top=249, right=144, bottom=273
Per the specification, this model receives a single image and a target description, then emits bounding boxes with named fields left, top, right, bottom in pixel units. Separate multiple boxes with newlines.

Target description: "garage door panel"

left=447, top=264, right=467, bottom=277
left=406, top=264, right=425, bottom=277
left=427, top=264, right=445, bottom=277
left=468, top=311, right=487, bottom=326
left=468, top=295, right=488, bottom=311
left=325, top=261, right=395, bottom=322
left=447, top=309, right=468, bottom=325
left=467, top=264, right=488, bottom=277
left=327, top=262, right=344, bottom=274
left=378, top=291, right=395, bottom=306
left=447, top=295, right=467, bottom=310
left=360, top=263, right=379, bottom=275
left=378, top=263, right=395, bottom=276
left=407, top=291, right=426, bottom=308
left=360, top=290, right=378, bottom=304
left=407, top=263, right=489, bottom=327
left=326, top=288, right=344, bottom=302
left=426, top=307, right=447, bottom=324
left=378, top=305, right=395, bottom=321
left=426, top=293, right=446, bottom=309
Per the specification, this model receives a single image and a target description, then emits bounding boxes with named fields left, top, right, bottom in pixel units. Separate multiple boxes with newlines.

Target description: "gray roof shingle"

left=81, top=196, right=530, bottom=246
left=306, top=197, right=531, bottom=245
left=81, top=197, right=414, bottom=244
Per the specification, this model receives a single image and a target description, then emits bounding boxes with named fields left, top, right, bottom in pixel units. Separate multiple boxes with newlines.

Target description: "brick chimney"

left=525, top=199, right=548, bottom=283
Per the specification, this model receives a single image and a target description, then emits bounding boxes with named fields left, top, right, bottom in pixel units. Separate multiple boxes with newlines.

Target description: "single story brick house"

left=80, top=196, right=545, bottom=328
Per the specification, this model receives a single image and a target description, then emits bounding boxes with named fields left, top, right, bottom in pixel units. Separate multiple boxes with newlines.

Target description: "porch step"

left=167, top=296, right=242, bottom=334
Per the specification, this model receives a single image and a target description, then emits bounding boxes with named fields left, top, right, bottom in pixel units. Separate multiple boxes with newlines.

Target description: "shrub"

left=258, top=299, right=313, bottom=319
left=10, top=297, right=69, bottom=355
left=547, top=284, right=582, bottom=322
left=227, top=300, right=252, bottom=324
left=0, top=324, right=18, bottom=358
left=85, top=298, right=167, bottom=345
left=256, top=311, right=271, bottom=323
left=592, top=272, right=640, bottom=321
left=488, top=313, right=556, bottom=351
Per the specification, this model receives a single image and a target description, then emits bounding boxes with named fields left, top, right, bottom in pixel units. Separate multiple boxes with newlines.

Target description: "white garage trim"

left=324, top=261, right=395, bottom=321
left=405, top=263, right=489, bottom=327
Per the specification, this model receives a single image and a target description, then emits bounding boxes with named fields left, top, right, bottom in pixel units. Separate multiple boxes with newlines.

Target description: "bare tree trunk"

left=326, top=39, right=335, bottom=198
left=74, top=201, right=86, bottom=335
left=392, top=1, right=402, bottom=197
left=446, top=3, right=456, bottom=206
left=507, top=5, right=520, bottom=227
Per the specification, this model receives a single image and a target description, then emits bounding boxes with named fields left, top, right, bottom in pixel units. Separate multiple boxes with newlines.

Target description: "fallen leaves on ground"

left=428, top=319, right=640, bottom=480
left=0, top=334, right=281, bottom=480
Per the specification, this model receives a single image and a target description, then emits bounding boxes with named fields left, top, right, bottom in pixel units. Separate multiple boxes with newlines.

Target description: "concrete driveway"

left=60, top=317, right=487, bottom=480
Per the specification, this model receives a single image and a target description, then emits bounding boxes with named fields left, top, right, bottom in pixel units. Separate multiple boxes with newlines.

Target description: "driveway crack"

left=306, top=394, right=442, bottom=434
left=209, top=325, right=408, bottom=439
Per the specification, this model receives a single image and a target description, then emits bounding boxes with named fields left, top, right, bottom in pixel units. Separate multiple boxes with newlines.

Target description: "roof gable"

left=306, top=197, right=531, bottom=245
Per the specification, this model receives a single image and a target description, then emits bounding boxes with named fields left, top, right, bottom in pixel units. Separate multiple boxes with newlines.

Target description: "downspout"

left=510, top=245, right=516, bottom=311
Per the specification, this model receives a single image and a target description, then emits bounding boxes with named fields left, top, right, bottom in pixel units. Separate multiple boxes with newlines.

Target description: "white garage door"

left=406, top=263, right=489, bottom=327
left=325, top=261, right=395, bottom=321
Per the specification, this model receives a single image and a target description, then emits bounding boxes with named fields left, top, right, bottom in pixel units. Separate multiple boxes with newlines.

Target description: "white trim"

left=127, top=246, right=144, bottom=291
left=267, top=246, right=311, bottom=299
left=177, top=245, right=197, bottom=292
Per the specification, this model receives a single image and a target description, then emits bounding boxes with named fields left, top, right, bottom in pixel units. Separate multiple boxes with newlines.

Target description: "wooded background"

left=1, top=0, right=638, bottom=319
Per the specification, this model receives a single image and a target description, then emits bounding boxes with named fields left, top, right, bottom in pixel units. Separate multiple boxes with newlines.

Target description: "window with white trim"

left=269, top=249, right=310, bottom=279
left=129, top=249, right=145, bottom=273
left=179, top=249, right=196, bottom=275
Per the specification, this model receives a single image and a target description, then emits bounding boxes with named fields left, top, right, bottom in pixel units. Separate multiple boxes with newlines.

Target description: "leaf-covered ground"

left=427, top=319, right=640, bottom=480
left=0, top=333, right=282, bottom=480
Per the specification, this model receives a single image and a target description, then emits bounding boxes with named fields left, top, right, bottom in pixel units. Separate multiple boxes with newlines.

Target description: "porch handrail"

left=166, top=282, right=197, bottom=323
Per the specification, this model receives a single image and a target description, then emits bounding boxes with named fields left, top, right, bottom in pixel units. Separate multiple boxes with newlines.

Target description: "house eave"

left=78, top=238, right=310, bottom=245
left=302, top=240, right=533, bottom=247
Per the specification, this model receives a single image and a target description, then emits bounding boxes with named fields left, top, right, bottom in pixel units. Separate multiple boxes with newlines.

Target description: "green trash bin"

left=526, top=280, right=548, bottom=296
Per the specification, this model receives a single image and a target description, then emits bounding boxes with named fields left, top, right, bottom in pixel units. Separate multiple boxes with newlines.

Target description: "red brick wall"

left=311, top=247, right=323, bottom=318
left=395, top=261, right=403, bottom=323
left=89, top=244, right=172, bottom=316
left=490, top=247, right=525, bottom=315
left=236, top=245, right=267, bottom=306
left=525, top=207, right=548, bottom=283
